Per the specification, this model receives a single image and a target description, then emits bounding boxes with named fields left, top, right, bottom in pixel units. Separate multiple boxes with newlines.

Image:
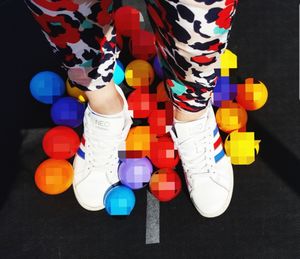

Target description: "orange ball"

left=35, top=159, right=74, bottom=195
left=125, top=60, right=155, bottom=88
left=216, top=101, right=248, bottom=133
left=236, top=78, right=268, bottom=110
left=66, top=79, right=87, bottom=103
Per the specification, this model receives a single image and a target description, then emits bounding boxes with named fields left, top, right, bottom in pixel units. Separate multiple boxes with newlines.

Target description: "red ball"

left=149, top=168, right=181, bottom=202
left=149, top=135, right=179, bottom=169
left=116, top=33, right=123, bottom=50
left=148, top=109, right=168, bottom=136
left=128, top=88, right=157, bottom=118
left=114, top=6, right=141, bottom=37
left=129, top=30, right=157, bottom=60
left=42, top=126, right=80, bottom=159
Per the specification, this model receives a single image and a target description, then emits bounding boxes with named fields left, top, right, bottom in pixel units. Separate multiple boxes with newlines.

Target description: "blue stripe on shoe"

left=77, top=148, right=85, bottom=159
left=215, top=149, right=225, bottom=163
left=213, top=126, right=219, bottom=137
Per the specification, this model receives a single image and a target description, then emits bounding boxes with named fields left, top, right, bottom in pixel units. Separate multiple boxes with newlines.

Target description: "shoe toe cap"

left=73, top=171, right=111, bottom=211
left=191, top=180, right=231, bottom=218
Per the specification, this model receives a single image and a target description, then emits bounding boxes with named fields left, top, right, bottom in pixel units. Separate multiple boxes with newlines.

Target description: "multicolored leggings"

left=24, top=0, right=238, bottom=112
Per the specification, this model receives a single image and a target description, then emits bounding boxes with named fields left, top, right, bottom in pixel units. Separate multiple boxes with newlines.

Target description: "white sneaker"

left=72, top=85, right=133, bottom=211
left=169, top=102, right=234, bottom=218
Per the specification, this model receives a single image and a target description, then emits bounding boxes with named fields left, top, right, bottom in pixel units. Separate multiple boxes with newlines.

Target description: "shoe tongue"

left=174, top=114, right=207, bottom=140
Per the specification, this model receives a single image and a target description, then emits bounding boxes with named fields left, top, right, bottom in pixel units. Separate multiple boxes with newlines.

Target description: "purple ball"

left=213, top=76, right=237, bottom=107
left=153, top=55, right=164, bottom=79
left=118, top=158, right=153, bottom=189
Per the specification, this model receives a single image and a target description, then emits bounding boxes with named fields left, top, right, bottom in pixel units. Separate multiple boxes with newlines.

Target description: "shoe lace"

left=177, top=127, right=215, bottom=185
left=84, top=127, right=122, bottom=175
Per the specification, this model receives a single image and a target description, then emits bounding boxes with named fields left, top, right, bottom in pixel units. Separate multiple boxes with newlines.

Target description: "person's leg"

left=24, top=0, right=133, bottom=211
left=24, top=0, right=123, bottom=114
left=145, top=0, right=239, bottom=217
left=145, top=0, right=238, bottom=120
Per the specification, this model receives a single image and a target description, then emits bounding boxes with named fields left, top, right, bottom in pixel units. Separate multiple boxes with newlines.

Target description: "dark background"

left=1, top=0, right=300, bottom=258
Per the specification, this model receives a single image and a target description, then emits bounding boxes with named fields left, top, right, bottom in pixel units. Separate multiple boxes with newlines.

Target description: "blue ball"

left=30, top=71, right=65, bottom=104
left=51, top=97, right=85, bottom=128
left=153, top=55, right=164, bottom=79
left=113, top=60, right=125, bottom=85
left=104, top=185, right=136, bottom=216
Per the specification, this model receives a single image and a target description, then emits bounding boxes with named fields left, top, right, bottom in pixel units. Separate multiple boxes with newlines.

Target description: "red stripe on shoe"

left=214, top=136, right=222, bottom=150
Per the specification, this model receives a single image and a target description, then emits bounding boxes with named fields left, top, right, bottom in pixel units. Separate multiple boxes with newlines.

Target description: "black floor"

left=1, top=0, right=300, bottom=258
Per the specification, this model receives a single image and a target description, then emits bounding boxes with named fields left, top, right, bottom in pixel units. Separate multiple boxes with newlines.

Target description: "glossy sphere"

left=236, top=78, right=268, bottom=110
left=113, top=60, right=125, bottom=85
left=149, top=135, right=179, bottom=169
left=51, top=97, right=85, bottom=128
left=42, top=126, right=80, bottom=159
left=104, top=185, right=136, bottom=216
left=114, top=6, right=140, bottom=37
left=153, top=56, right=164, bottom=79
left=130, top=30, right=156, bottom=60
left=149, top=168, right=182, bottom=202
left=125, top=60, right=155, bottom=88
left=127, top=88, right=157, bottom=118
left=66, top=79, right=87, bottom=103
left=118, top=158, right=153, bottom=189
left=216, top=101, right=248, bottom=133
left=35, top=159, right=74, bottom=195
left=30, top=71, right=65, bottom=104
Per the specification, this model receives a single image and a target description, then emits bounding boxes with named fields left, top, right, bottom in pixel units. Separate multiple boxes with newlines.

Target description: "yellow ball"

left=224, top=131, right=261, bottom=165
left=66, top=79, right=87, bottom=103
left=125, top=60, right=155, bottom=88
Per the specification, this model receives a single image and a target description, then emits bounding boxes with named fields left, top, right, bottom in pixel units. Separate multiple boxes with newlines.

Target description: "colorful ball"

left=114, top=6, right=141, bottom=37
left=118, top=158, right=153, bottom=189
left=213, top=76, right=237, bottom=107
left=153, top=56, right=164, bottom=79
left=42, top=126, right=80, bottom=159
left=113, top=60, right=125, bottom=85
left=149, top=168, right=181, bottom=202
left=125, top=126, right=151, bottom=158
left=128, top=88, right=157, bottom=118
left=116, top=33, right=123, bottom=50
left=216, top=101, right=248, bottom=133
left=51, top=97, right=85, bottom=128
left=129, top=30, right=156, bottom=60
left=148, top=109, right=171, bottom=136
left=139, top=11, right=146, bottom=29
left=156, top=81, right=170, bottom=102
left=125, top=60, right=155, bottom=88
left=66, top=79, right=87, bottom=103
left=236, top=78, right=268, bottom=110
left=35, top=159, right=74, bottom=195
left=30, top=71, right=65, bottom=104
left=104, top=185, right=136, bottom=216
left=149, top=135, right=179, bottom=169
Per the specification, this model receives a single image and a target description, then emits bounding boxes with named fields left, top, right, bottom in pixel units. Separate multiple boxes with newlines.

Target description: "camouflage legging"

left=25, top=0, right=238, bottom=112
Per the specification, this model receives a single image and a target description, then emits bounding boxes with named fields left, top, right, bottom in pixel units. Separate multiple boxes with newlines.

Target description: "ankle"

left=174, top=106, right=208, bottom=123
left=89, top=93, right=124, bottom=115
